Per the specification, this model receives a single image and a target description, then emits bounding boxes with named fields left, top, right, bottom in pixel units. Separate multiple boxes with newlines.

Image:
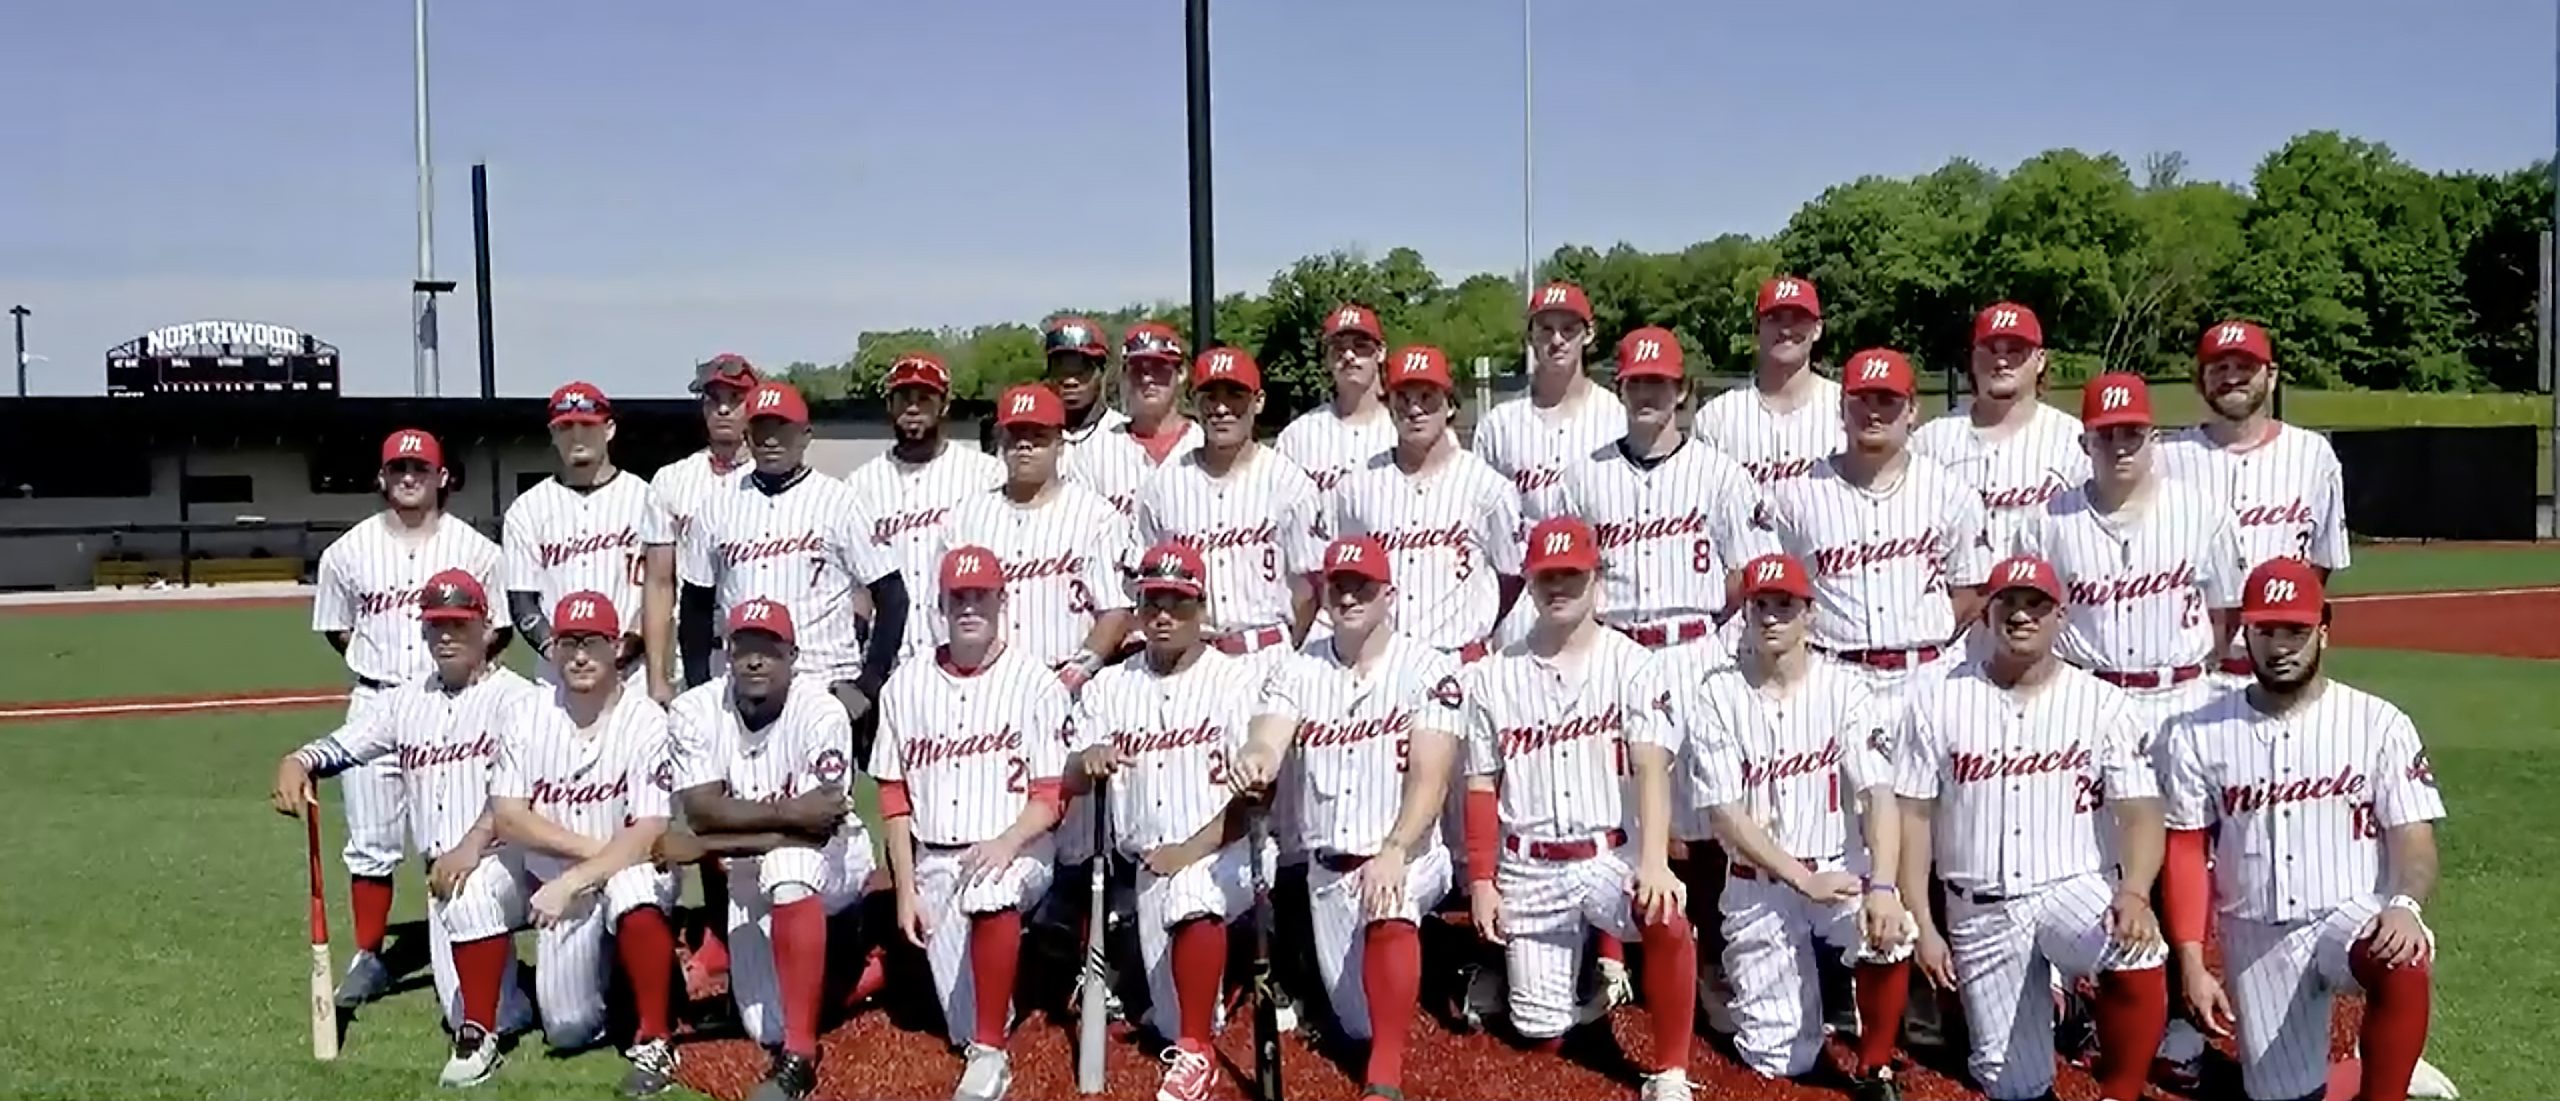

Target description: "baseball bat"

left=1075, top=783, right=1110, bottom=1095
left=1247, top=807, right=1283, bottom=1101
left=304, top=796, right=339, bottom=1061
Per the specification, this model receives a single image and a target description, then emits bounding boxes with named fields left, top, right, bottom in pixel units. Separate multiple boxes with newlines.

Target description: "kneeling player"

left=485, top=593, right=684, bottom=1095
left=660, top=599, right=876, bottom=1101
left=1232, top=536, right=1460, bottom=1101
left=874, top=547, right=1071, bottom=1101
left=1069, top=542, right=1272, bottom=1101
left=1460, top=517, right=1697, bottom=1101
left=1687, top=554, right=1914, bottom=1100
left=271, top=570, right=538, bottom=1087
left=2159, top=559, right=2447, bottom=1101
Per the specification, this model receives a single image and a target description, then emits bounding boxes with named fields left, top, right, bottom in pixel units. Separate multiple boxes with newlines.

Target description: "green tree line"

left=780, top=130, right=2553, bottom=414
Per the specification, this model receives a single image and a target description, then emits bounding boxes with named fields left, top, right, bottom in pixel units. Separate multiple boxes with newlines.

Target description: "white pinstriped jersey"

left=297, top=669, right=538, bottom=857
left=1275, top=406, right=1395, bottom=501
left=677, top=471, right=899, bottom=681
left=1469, top=387, right=1627, bottom=520
left=1683, top=661, right=1891, bottom=863
left=1766, top=456, right=1993, bottom=652
left=871, top=647, right=1075, bottom=846
left=1072, top=648, right=1260, bottom=854
left=2153, top=423, right=2351, bottom=573
left=842, top=444, right=1006, bottom=663
left=1460, top=633, right=1677, bottom=839
left=503, top=472, right=656, bottom=630
left=1893, top=663, right=2157, bottom=896
left=1132, top=446, right=1325, bottom=634
left=1260, top=633, right=1464, bottom=856
left=1327, top=451, right=1524, bottom=650
left=641, top=449, right=752, bottom=549
left=934, top=483, right=1135, bottom=667
left=2014, top=480, right=2249, bottom=673
left=1061, top=406, right=1131, bottom=462
left=313, top=513, right=504, bottom=686
left=1693, top=374, right=1847, bottom=486
left=489, top=687, right=675, bottom=881
left=1558, top=439, right=1779, bottom=627
left=1063, top=417, right=1202, bottom=517
left=1910, top=401, right=2090, bottom=553
left=2158, top=682, right=2446, bottom=925
left=668, top=675, right=864, bottom=831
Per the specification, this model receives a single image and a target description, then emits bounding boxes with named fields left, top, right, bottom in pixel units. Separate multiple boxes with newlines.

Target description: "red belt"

left=2095, top=665, right=2204, bottom=689
left=1617, top=619, right=1711, bottom=649
left=1728, top=856, right=1818, bottom=882
left=1211, top=625, right=1287, bottom=655
left=2219, top=657, right=2253, bottom=676
left=1504, top=829, right=1626, bottom=862
left=1820, top=644, right=1943, bottom=670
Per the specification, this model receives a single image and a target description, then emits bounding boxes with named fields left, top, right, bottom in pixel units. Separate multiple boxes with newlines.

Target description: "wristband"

left=2386, top=894, right=2423, bottom=917
left=1863, top=880, right=1898, bottom=896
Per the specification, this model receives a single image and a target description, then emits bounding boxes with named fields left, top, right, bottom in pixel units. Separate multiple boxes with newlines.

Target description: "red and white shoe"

left=1154, top=1040, right=1214, bottom=1101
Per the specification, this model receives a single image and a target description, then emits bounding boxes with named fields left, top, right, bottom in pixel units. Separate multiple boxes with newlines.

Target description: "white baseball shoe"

left=954, top=1043, right=1011, bottom=1101
left=1638, top=1067, right=1693, bottom=1101
left=438, top=1022, right=503, bottom=1088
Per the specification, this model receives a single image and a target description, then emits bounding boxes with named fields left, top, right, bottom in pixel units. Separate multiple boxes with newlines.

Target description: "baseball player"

left=1063, top=321, right=1202, bottom=516
left=2158, top=558, right=2447, bottom=1101
left=1041, top=316, right=1133, bottom=466
left=271, top=569, right=536, bottom=1087
left=656, top=598, right=876, bottom=1101
left=643, top=354, right=760, bottom=701
left=308, top=427, right=506, bottom=1008
left=484, top=592, right=685, bottom=1095
left=1065, top=541, right=1275, bottom=1101
left=1329, top=344, right=1525, bottom=664
left=1227, top=535, right=1463, bottom=1101
left=1910, top=303, right=2088, bottom=562
left=1694, top=276, right=1846, bottom=487
left=676, top=380, right=909, bottom=743
left=1472, top=282, right=1628, bottom=513
left=842, top=353, right=1005, bottom=665
left=1275, top=302, right=1398, bottom=502
left=874, top=547, right=1072, bottom=1101
left=1686, top=553, right=1914, bottom=1101
left=1458, top=516, right=1698, bottom=1101
left=1764, top=348, right=1991, bottom=707
left=2154, top=319, right=2352, bottom=680
left=1892, top=555, right=2171, bottom=1101
left=505, top=382, right=657, bottom=689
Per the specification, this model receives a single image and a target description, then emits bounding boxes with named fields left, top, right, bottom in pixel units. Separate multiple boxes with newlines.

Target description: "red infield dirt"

left=2331, top=586, right=2560, bottom=658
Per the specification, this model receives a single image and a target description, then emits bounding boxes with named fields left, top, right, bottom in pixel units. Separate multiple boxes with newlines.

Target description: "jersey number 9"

left=1260, top=546, right=1278, bottom=583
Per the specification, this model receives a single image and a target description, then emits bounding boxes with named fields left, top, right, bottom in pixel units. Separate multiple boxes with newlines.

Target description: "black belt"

left=1946, top=883, right=2010, bottom=905
left=355, top=676, right=394, bottom=691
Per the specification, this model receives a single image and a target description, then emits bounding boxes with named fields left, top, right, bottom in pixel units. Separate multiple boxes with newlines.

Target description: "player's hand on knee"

left=2361, top=907, right=2431, bottom=968
left=894, top=888, right=929, bottom=947
left=429, top=850, right=478, bottom=901
left=2181, top=966, right=2235, bottom=1037
left=530, top=878, right=583, bottom=927
left=1141, top=841, right=1203, bottom=878
left=1468, top=881, right=1507, bottom=945
left=1358, top=847, right=1409, bottom=919
left=1916, top=928, right=1957, bottom=990
left=1634, top=862, right=1687, bottom=926
left=959, top=836, right=1022, bottom=883
left=1860, top=888, right=1911, bottom=949
left=270, top=760, right=315, bottom=818
left=2107, top=888, right=2164, bottom=955
left=1799, top=869, right=1861, bottom=905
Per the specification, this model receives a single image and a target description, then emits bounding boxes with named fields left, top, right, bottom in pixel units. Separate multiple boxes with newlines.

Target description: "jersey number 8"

left=1691, top=538, right=1714, bottom=574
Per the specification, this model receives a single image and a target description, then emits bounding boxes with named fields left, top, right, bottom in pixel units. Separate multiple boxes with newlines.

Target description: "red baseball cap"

left=1616, top=326, right=1683, bottom=383
left=2080, top=372, right=2154, bottom=429
left=2241, top=558, right=2326, bottom=626
left=1757, top=276, right=1821, bottom=319
left=1322, top=536, right=1391, bottom=583
left=1527, top=281, right=1593, bottom=322
left=1385, top=345, right=1453, bottom=392
left=418, top=568, right=488, bottom=622
left=1524, top=516, right=1599, bottom=576
left=939, top=545, right=1006, bottom=594
left=1134, top=542, right=1208, bottom=598
left=885, top=354, right=951, bottom=394
left=550, top=590, right=621, bottom=638
left=1190, top=347, right=1262, bottom=392
left=1324, top=303, right=1383, bottom=342
left=746, top=381, right=810, bottom=425
left=691, top=354, right=759, bottom=394
left=2199, top=320, right=2273, bottom=366
left=381, top=428, right=444, bottom=468
left=1842, top=348, right=1916, bottom=397
left=1123, top=321, right=1185, bottom=366
left=1735, top=553, right=1813, bottom=601
left=996, top=383, right=1065, bottom=429
left=1043, top=317, right=1109, bottom=360
left=547, top=381, right=612, bottom=426
left=726, top=598, right=796, bottom=644
left=1973, top=302, right=2043, bottom=347
left=1987, top=555, right=2065, bottom=603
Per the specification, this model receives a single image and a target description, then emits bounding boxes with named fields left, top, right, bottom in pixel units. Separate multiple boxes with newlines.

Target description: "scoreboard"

left=106, top=319, right=340, bottom=397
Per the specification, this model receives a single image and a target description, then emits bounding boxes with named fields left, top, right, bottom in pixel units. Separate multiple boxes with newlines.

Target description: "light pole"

left=1521, top=0, right=1535, bottom=301
left=9, top=305, right=28, bottom=398
left=412, top=0, right=451, bottom=397
left=1184, top=0, right=1215, bottom=359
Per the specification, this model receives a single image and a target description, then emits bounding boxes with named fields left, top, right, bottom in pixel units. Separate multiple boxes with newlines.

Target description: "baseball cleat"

left=1598, top=955, right=1636, bottom=1007
left=438, top=1022, right=503, bottom=1088
left=953, top=1042, right=1011, bottom=1101
left=747, top=1050, right=817, bottom=1101
left=1638, top=1067, right=1693, bottom=1101
left=1847, top=1066, right=1902, bottom=1101
left=618, top=1038, right=678, bottom=1097
left=1154, top=1040, right=1214, bottom=1101
left=2409, top=1055, right=2462, bottom=1098
left=336, top=951, right=392, bottom=1008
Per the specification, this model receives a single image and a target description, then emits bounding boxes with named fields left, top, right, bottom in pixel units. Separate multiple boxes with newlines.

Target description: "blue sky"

left=3, top=0, right=2550, bottom=398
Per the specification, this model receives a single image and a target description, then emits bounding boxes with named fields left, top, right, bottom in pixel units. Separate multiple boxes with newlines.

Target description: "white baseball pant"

left=1718, top=859, right=1918, bottom=1077
left=724, top=834, right=876, bottom=1049
left=434, top=847, right=679, bottom=1049
left=1136, top=835, right=1275, bottom=1040
left=2224, top=893, right=2430, bottom=1101
left=340, top=684, right=408, bottom=878
left=1307, top=846, right=1452, bottom=1040
left=1494, top=839, right=1646, bottom=1040
left=1944, top=871, right=2169, bottom=1100
left=912, top=835, right=1057, bottom=1047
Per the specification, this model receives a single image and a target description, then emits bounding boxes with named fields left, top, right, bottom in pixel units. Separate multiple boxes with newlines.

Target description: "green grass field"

left=2, top=544, right=2555, bottom=1100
